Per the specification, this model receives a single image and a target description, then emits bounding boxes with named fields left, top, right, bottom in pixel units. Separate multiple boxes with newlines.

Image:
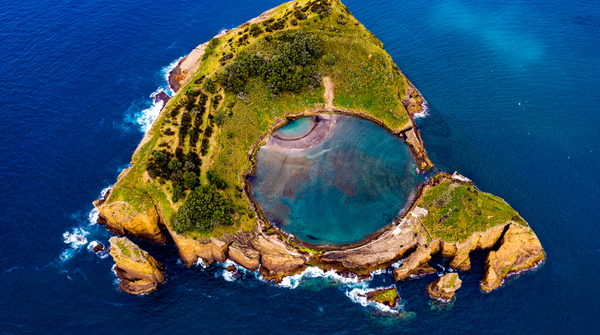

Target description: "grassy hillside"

left=105, top=0, right=418, bottom=239
left=417, top=178, right=528, bottom=243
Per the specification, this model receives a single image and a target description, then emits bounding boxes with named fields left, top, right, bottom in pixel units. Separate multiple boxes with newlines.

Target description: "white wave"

left=345, top=287, right=401, bottom=314
left=100, top=185, right=112, bottom=198
left=413, top=103, right=429, bottom=118
left=195, top=257, right=208, bottom=268
left=88, top=208, right=99, bottom=226
left=278, top=267, right=367, bottom=289
left=63, top=228, right=89, bottom=248
left=134, top=90, right=166, bottom=134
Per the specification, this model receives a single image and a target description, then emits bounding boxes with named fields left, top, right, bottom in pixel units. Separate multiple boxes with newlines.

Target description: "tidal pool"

left=249, top=115, right=425, bottom=245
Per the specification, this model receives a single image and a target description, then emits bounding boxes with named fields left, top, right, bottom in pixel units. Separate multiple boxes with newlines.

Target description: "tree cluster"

left=217, top=30, right=323, bottom=95
left=172, top=184, right=235, bottom=233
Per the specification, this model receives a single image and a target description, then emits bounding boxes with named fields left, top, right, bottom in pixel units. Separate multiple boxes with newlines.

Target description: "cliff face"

left=481, top=224, right=545, bottom=291
left=109, top=236, right=165, bottom=295
left=94, top=200, right=167, bottom=244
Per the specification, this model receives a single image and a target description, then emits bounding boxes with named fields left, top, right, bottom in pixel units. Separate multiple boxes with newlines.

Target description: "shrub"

left=214, top=110, right=227, bottom=126
left=323, top=54, right=336, bottom=65
left=250, top=23, right=262, bottom=37
left=201, top=38, right=219, bottom=61
left=291, top=19, right=298, bottom=26
left=172, top=184, right=235, bottom=233
left=207, top=170, right=228, bottom=190
left=204, top=79, right=216, bottom=94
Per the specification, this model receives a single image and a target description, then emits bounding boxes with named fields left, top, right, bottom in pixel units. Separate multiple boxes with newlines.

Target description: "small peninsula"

left=95, top=0, right=544, bottom=301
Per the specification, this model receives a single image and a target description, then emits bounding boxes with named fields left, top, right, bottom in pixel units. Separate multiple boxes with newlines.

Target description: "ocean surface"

left=250, top=115, right=425, bottom=245
left=1, top=0, right=599, bottom=333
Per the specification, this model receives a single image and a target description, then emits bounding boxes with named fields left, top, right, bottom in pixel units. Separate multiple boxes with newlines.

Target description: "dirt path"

left=323, top=76, right=334, bottom=109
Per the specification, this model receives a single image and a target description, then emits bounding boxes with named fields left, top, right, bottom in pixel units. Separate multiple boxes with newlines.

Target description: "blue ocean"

left=1, top=0, right=598, bottom=333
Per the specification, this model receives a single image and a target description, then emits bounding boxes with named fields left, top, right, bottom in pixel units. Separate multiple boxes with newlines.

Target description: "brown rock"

left=427, top=273, right=462, bottom=301
left=363, top=287, right=401, bottom=308
left=322, top=218, right=422, bottom=276
left=449, top=224, right=506, bottom=271
left=169, top=230, right=232, bottom=267
left=481, top=224, right=545, bottom=291
left=251, top=234, right=306, bottom=281
left=95, top=202, right=167, bottom=244
left=393, top=245, right=436, bottom=281
left=109, top=236, right=165, bottom=295
left=92, top=243, right=104, bottom=253
left=228, top=232, right=261, bottom=271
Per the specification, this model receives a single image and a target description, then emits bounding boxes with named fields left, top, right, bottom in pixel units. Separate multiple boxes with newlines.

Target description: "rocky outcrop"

left=363, top=287, right=401, bottom=308
left=403, top=127, right=433, bottom=171
left=402, top=80, right=425, bottom=116
left=168, top=228, right=232, bottom=267
left=481, top=224, right=545, bottom=291
left=322, top=217, right=423, bottom=275
left=448, top=224, right=507, bottom=271
left=94, top=201, right=167, bottom=244
left=251, top=233, right=307, bottom=281
left=109, top=236, right=165, bottom=295
left=228, top=232, right=261, bottom=271
left=427, top=273, right=462, bottom=301
left=393, top=244, right=437, bottom=281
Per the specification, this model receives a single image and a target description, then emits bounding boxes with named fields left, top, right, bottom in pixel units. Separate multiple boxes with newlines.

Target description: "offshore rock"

left=94, top=201, right=167, bottom=244
left=363, top=287, right=401, bottom=308
left=109, top=236, right=165, bottom=295
left=427, top=273, right=462, bottom=301
left=481, top=224, right=545, bottom=291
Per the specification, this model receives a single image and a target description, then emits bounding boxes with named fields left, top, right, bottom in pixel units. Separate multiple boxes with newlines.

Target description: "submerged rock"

left=92, top=243, right=104, bottom=253
left=109, top=236, right=165, bottom=295
left=427, top=273, right=462, bottom=301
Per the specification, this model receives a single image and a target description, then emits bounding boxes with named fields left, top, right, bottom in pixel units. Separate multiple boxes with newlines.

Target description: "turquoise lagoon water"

left=275, top=117, right=315, bottom=138
left=249, top=115, right=426, bottom=245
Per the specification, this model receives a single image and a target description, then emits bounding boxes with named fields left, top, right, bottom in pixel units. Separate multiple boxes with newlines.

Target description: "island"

left=94, top=0, right=544, bottom=302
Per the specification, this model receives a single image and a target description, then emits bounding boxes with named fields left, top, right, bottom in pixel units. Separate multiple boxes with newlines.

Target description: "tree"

left=172, top=184, right=234, bottom=233
left=184, top=172, right=198, bottom=189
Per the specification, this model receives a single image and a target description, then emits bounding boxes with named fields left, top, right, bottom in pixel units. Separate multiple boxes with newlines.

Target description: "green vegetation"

left=104, top=0, right=420, bottom=239
left=368, top=288, right=399, bottom=307
left=217, top=30, right=323, bottom=95
left=116, top=240, right=132, bottom=258
left=172, top=185, right=235, bottom=233
left=417, top=180, right=526, bottom=243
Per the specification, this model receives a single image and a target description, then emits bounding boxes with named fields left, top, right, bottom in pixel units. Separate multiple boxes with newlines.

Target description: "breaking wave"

left=346, top=286, right=402, bottom=314
left=128, top=57, right=182, bottom=134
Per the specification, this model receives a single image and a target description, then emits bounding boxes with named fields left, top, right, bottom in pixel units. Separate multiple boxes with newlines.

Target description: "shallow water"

left=276, top=117, right=316, bottom=138
left=250, top=115, right=425, bottom=245
left=1, top=0, right=599, bottom=333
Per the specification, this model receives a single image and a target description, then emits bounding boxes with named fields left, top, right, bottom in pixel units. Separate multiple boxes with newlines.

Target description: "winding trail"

left=323, top=76, right=334, bottom=109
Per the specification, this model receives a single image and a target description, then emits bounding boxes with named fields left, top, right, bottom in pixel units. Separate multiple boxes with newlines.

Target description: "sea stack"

left=109, top=236, right=165, bottom=295
left=427, top=273, right=462, bottom=302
